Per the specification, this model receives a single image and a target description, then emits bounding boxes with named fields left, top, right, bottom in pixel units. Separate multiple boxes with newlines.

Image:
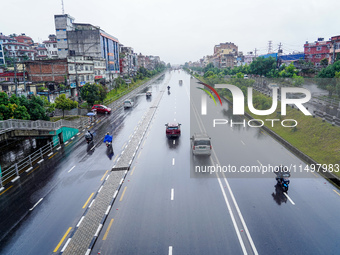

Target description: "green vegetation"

left=0, top=92, right=51, bottom=121
left=54, top=94, right=78, bottom=118
left=198, top=70, right=340, bottom=177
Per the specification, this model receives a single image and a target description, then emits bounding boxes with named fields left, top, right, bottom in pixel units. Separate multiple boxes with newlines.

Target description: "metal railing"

left=0, top=118, right=88, bottom=135
left=0, top=137, right=60, bottom=189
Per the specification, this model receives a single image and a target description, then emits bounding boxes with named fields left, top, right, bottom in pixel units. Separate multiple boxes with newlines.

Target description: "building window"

left=64, top=39, right=67, bottom=41
left=57, top=39, right=60, bottom=41
left=53, top=44, right=57, bottom=48
left=316, top=46, right=322, bottom=51
left=85, top=66, right=88, bottom=71
left=90, top=66, right=93, bottom=71
left=58, top=49, right=61, bottom=51
left=316, top=54, right=321, bottom=59
left=63, top=29, right=66, bottom=31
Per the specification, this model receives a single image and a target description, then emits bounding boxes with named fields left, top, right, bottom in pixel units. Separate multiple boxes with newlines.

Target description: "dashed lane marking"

left=54, top=227, right=72, bottom=253
left=103, top=218, right=114, bottom=241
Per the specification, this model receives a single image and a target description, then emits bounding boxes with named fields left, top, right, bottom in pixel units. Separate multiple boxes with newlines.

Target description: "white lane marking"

left=65, top=141, right=69, bottom=145
left=82, top=129, right=85, bottom=132
left=172, top=158, right=175, bottom=165
left=284, top=193, right=296, bottom=205
left=241, top=140, right=245, bottom=145
left=90, top=145, right=95, bottom=151
left=48, top=152, right=53, bottom=157
left=38, top=159, right=44, bottom=164
left=95, top=224, right=103, bottom=236
left=77, top=132, right=80, bottom=135
left=222, top=177, right=259, bottom=254
left=57, top=146, right=61, bottom=150
left=171, top=189, right=174, bottom=201
left=257, top=160, right=262, bottom=166
left=173, top=140, right=175, bottom=145
left=11, top=176, right=20, bottom=182
left=68, top=166, right=76, bottom=173
left=71, top=137, right=75, bottom=140
left=61, top=238, right=71, bottom=252
left=77, top=216, right=85, bottom=227
left=98, top=186, right=103, bottom=193
left=29, top=198, right=43, bottom=211
left=217, top=177, right=247, bottom=254
left=169, top=246, right=173, bottom=255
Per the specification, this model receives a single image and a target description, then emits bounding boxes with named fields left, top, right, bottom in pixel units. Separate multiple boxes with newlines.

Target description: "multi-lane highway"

left=1, top=70, right=340, bottom=255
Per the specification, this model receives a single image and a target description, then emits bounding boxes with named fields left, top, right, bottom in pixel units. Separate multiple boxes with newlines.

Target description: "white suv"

left=191, top=133, right=212, bottom=156
left=124, top=99, right=134, bottom=108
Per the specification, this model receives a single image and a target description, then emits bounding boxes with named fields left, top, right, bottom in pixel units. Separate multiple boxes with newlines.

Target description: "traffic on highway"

left=1, top=70, right=340, bottom=255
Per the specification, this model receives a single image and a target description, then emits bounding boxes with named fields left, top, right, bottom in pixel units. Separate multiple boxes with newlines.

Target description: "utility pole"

left=254, top=48, right=258, bottom=58
left=61, top=0, right=64, bottom=14
left=277, top=42, right=283, bottom=68
left=14, top=52, right=18, bottom=96
left=268, top=41, right=273, bottom=54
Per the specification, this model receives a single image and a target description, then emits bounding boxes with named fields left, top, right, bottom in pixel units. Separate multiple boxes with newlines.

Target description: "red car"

left=92, top=104, right=111, bottom=114
left=165, top=122, right=181, bottom=138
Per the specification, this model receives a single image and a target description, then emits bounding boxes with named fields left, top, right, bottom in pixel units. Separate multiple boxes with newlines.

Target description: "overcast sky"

left=1, top=0, right=340, bottom=65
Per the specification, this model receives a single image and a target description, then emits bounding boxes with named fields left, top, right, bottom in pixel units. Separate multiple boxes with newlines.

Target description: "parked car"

left=92, top=104, right=111, bottom=114
left=191, top=133, right=212, bottom=156
left=146, top=91, right=152, bottom=97
left=124, top=99, right=134, bottom=108
left=165, top=122, right=181, bottom=138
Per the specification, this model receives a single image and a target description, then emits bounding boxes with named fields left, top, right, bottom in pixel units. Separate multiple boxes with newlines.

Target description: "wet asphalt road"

left=1, top=71, right=340, bottom=255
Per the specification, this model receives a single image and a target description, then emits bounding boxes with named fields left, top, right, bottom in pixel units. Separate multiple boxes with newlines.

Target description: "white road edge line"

left=222, top=176, right=259, bottom=255
left=217, top=177, right=247, bottom=254
left=68, top=166, right=76, bottom=173
left=171, top=189, right=174, bottom=201
left=284, top=192, right=296, bottom=205
left=169, top=246, right=173, bottom=255
left=29, top=198, right=43, bottom=211
left=61, top=238, right=72, bottom=252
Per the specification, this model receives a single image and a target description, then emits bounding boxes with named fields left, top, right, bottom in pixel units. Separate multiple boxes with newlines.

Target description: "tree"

left=55, top=94, right=78, bottom=118
left=80, top=83, right=100, bottom=106
left=27, top=96, right=50, bottom=120
left=96, top=84, right=107, bottom=103
left=320, top=58, right=329, bottom=67
left=317, top=61, right=340, bottom=96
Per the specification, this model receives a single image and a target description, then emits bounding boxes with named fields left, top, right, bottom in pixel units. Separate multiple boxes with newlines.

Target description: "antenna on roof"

left=61, top=0, right=64, bottom=14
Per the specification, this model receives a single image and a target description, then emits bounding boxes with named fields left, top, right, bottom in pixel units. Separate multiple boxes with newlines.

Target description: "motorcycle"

left=85, top=133, right=93, bottom=144
left=274, top=165, right=290, bottom=192
left=276, top=172, right=290, bottom=192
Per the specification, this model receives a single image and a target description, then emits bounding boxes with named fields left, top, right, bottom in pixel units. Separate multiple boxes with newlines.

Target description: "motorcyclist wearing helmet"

left=85, top=130, right=93, bottom=142
left=103, top=132, right=113, bottom=143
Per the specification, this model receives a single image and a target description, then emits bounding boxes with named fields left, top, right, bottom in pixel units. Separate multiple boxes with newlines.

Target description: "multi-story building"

left=137, top=53, right=146, bottom=69
left=304, top=38, right=331, bottom=66
left=120, top=46, right=136, bottom=76
left=35, top=44, right=48, bottom=60
left=54, top=14, right=120, bottom=82
left=43, top=35, right=58, bottom=59
left=54, top=14, right=75, bottom=58
left=0, top=42, right=5, bottom=66
left=0, top=33, right=16, bottom=44
left=244, top=53, right=256, bottom=65
left=3, top=41, right=36, bottom=61
left=14, top=33, right=34, bottom=45
left=25, top=59, right=68, bottom=83
left=213, top=42, right=238, bottom=68
left=67, top=55, right=95, bottom=87
left=328, top=35, right=340, bottom=64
